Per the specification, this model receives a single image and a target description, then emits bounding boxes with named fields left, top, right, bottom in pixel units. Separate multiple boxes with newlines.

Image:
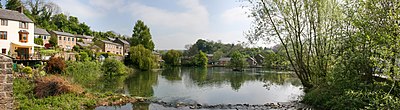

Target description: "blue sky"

left=2, top=0, right=262, bottom=49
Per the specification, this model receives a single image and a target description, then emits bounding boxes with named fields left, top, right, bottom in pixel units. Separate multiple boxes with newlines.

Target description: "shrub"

left=128, top=45, right=156, bottom=71
left=162, top=49, right=182, bottom=66
left=79, top=52, right=90, bottom=62
left=46, top=57, right=66, bottom=74
left=22, top=66, right=33, bottom=74
left=34, top=75, right=83, bottom=98
left=102, top=58, right=126, bottom=76
left=66, top=61, right=102, bottom=89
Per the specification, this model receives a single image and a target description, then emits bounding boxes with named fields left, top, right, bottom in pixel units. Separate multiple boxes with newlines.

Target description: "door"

left=17, top=48, right=29, bottom=59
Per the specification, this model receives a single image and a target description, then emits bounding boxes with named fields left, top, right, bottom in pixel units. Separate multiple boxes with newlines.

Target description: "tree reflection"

left=125, top=71, right=158, bottom=97
left=161, top=67, right=182, bottom=81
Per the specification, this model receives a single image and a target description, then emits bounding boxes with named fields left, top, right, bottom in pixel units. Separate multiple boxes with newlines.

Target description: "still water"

left=94, top=67, right=303, bottom=110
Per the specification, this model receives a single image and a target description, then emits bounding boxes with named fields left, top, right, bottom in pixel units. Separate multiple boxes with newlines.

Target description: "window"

left=1, top=49, right=6, bottom=54
left=64, top=37, right=66, bottom=41
left=59, top=36, right=61, bottom=40
left=68, top=37, right=70, bottom=41
left=0, top=31, right=7, bottom=40
left=72, top=38, right=74, bottom=41
left=43, top=36, right=47, bottom=40
left=19, top=22, right=28, bottom=29
left=1, top=19, right=7, bottom=26
left=19, top=31, right=29, bottom=43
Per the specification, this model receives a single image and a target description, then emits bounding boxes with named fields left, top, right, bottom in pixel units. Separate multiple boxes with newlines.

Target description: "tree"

left=0, top=1, right=3, bottom=8
left=102, top=58, right=126, bottom=76
left=131, top=20, right=155, bottom=50
left=246, top=0, right=344, bottom=88
left=162, top=50, right=182, bottom=66
left=129, top=45, right=156, bottom=71
left=34, top=38, right=43, bottom=45
left=212, top=50, right=224, bottom=62
left=6, top=0, right=22, bottom=11
left=194, top=51, right=208, bottom=67
left=49, top=35, right=57, bottom=47
left=228, top=51, right=248, bottom=71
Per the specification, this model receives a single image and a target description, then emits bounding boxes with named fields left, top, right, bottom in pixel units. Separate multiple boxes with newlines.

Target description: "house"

left=34, top=27, right=50, bottom=47
left=217, top=57, right=231, bottom=66
left=0, top=8, right=42, bottom=60
left=76, top=42, right=101, bottom=52
left=113, top=38, right=130, bottom=55
left=96, top=40, right=123, bottom=55
left=75, top=35, right=93, bottom=43
left=49, top=31, right=76, bottom=51
left=246, top=57, right=258, bottom=66
left=255, top=54, right=265, bottom=65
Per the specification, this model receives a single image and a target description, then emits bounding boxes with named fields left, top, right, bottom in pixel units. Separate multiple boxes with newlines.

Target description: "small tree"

left=162, top=50, right=182, bottom=66
left=49, top=36, right=58, bottom=48
left=102, top=58, right=126, bottom=76
left=194, top=51, right=208, bottom=67
left=79, top=52, right=90, bottom=62
left=129, top=45, right=156, bottom=71
left=228, top=51, right=248, bottom=71
left=34, top=38, right=43, bottom=45
left=46, top=57, right=66, bottom=74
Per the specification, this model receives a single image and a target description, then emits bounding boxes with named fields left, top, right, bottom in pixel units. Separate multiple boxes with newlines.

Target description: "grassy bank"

left=14, top=60, right=136, bottom=109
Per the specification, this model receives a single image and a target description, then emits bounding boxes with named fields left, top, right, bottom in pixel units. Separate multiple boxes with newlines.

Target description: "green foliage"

left=130, top=20, right=155, bottom=50
left=162, top=50, right=182, bottom=66
left=128, top=45, right=156, bottom=71
left=5, top=0, right=22, bottom=11
left=228, top=51, right=248, bottom=71
left=14, top=78, right=97, bottom=109
left=102, top=58, right=127, bottom=76
left=46, top=57, right=66, bottom=74
left=66, top=61, right=102, bottom=89
left=34, top=38, right=43, bottom=45
left=79, top=52, right=90, bottom=62
left=22, top=66, right=33, bottom=74
left=193, top=51, right=208, bottom=67
left=212, top=50, right=224, bottom=62
left=263, top=52, right=288, bottom=69
left=49, top=36, right=58, bottom=47
left=39, top=49, right=59, bottom=56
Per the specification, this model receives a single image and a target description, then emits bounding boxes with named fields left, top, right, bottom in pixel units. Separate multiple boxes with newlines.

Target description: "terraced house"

left=34, top=27, right=51, bottom=47
left=0, top=8, right=42, bottom=60
left=96, top=40, right=124, bottom=55
left=49, top=31, right=76, bottom=51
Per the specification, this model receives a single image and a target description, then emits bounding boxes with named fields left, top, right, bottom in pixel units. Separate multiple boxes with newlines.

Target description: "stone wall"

left=0, top=55, right=13, bottom=110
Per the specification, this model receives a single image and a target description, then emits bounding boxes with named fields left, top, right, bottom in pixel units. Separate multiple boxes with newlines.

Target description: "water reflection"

left=93, top=67, right=302, bottom=109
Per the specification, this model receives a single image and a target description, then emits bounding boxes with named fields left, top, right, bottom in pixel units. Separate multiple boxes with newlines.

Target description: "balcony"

left=10, top=53, right=42, bottom=61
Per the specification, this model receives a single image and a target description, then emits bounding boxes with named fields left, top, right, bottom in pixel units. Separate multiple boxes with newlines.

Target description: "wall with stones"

left=0, top=55, right=13, bottom=110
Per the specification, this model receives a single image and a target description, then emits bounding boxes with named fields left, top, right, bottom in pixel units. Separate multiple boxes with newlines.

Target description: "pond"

left=93, top=67, right=303, bottom=110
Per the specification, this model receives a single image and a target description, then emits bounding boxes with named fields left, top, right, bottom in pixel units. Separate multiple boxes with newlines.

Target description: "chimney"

left=17, top=6, right=24, bottom=13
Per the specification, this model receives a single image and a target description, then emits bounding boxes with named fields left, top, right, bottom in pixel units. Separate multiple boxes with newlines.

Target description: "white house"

left=0, top=8, right=42, bottom=60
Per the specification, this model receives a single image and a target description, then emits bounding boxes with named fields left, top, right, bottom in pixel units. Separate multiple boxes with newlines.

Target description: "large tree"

left=131, top=20, right=155, bottom=50
left=5, top=0, right=22, bottom=11
left=162, top=50, right=183, bottom=66
left=228, top=51, right=248, bottom=71
left=129, top=45, right=156, bottom=71
left=246, top=0, right=344, bottom=88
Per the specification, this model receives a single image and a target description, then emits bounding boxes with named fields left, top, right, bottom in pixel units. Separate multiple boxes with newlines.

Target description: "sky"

left=2, top=0, right=266, bottom=50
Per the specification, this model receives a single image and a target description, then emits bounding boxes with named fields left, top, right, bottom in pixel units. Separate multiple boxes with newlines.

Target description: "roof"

left=219, top=57, right=231, bottom=62
left=115, top=38, right=130, bottom=45
left=75, top=35, right=94, bottom=39
left=0, top=8, right=33, bottom=23
left=107, top=37, right=115, bottom=41
left=34, top=27, right=50, bottom=35
left=76, top=42, right=89, bottom=47
left=51, top=31, right=75, bottom=37
left=101, top=40, right=122, bottom=46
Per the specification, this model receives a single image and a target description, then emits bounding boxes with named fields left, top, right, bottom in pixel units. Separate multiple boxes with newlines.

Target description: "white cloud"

left=221, top=7, right=251, bottom=24
left=53, top=0, right=103, bottom=20
left=88, top=0, right=125, bottom=10
left=125, top=0, right=209, bottom=33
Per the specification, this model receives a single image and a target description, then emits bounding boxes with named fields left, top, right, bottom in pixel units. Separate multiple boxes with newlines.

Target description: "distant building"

left=113, top=38, right=130, bottom=55
left=246, top=57, right=257, bottom=66
left=218, top=57, right=231, bottom=66
left=255, top=54, right=265, bottom=65
left=34, top=27, right=50, bottom=46
left=96, top=40, right=123, bottom=55
left=49, top=31, right=76, bottom=51
left=75, top=35, right=94, bottom=43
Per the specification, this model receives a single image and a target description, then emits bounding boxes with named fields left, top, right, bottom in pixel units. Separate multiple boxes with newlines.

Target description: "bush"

left=66, top=61, right=102, bottom=89
left=162, top=49, right=182, bottom=66
left=34, top=75, right=83, bottom=98
left=79, top=52, right=90, bottom=62
left=22, top=66, right=33, bottom=74
left=46, top=57, right=66, bottom=74
left=128, top=45, right=156, bottom=71
left=102, top=58, right=127, bottom=76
